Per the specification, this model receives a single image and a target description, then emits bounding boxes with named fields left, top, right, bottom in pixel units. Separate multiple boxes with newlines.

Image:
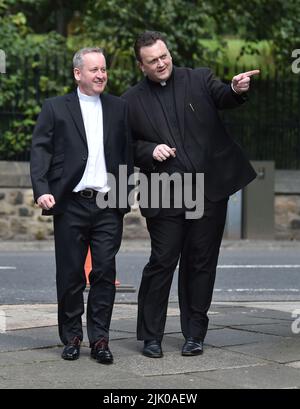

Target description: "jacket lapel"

left=65, top=92, right=87, bottom=144
left=173, top=67, right=186, bottom=140
left=138, top=68, right=186, bottom=143
left=137, top=79, right=174, bottom=146
left=137, top=80, right=163, bottom=139
left=66, top=91, right=111, bottom=155
left=100, top=93, right=111, bottom=151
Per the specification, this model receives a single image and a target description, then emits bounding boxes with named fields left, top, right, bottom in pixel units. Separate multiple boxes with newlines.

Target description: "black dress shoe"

left=143, top=340, right=163, bottom=358
left=91, top=338, right=113, bottom=364
left=182, top=337, right=203, bottom=356
left=61, top=336, right=81, bottom=360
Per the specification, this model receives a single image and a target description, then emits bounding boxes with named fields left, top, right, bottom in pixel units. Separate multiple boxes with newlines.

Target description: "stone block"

left=18, top=207, right=33, bottom=217
left=37, top=214, right=53, bottom=223
left=8, top=190, right=23, bottom=205
left=0, top=161, right=31, bottom=188
left=34, top=230, right=47, bottom=240
left=24, top=189, right=35, bottom=207
left=0, top=219, right=11, bottom=239
left=0, top=201, right=16, bottom=216
left=124, top=214, right=142, bottom=227
left=291, top=218, right=300, bottom=230
left=122, top=209, right=148, bottom=239
left=10, top=218, right=28, bottom=234
left=275, top=196, right=298, bottom=214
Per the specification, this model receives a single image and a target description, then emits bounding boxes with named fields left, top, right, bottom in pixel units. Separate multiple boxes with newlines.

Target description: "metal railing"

left=1, top=56, right=300, bottom=168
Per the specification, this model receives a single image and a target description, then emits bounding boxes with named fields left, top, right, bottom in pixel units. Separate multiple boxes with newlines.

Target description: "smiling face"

left=138, top=40, right=173, bottom=83
left=74, top=52, right=107, bottom=96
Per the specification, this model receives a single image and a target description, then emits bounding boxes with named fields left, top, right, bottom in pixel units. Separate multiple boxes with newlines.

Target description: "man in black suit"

left=123, top=31, right=258, bottom=358
left=30, top=47, right=133, bottom=364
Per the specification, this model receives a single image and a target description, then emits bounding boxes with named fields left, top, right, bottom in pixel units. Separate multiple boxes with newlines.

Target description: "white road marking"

left=218, top=265, right=300, bottom=269
left=177, top=264, right=300, bottom=270
left=214, top=288, right=299, bottom=292
left=0, top=266, right=16, bottom=270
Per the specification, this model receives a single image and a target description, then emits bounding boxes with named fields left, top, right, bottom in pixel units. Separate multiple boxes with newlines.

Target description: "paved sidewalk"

left=1, top=300, right=300, bottom=389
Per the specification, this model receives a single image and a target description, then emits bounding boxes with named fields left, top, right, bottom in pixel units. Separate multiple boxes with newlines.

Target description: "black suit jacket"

left=123, top=66, right=256, bottom=217
left=30, top=91, right=133, bottom=215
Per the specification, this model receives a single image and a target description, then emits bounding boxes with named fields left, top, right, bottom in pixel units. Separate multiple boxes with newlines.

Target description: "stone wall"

left=275, top=196, right=300, bottom=240
left=274, top=170, right=300, bottom=240
left=0, top=187, right=52, bottom=240
left=0, top=161, right=300, bottom=240
left=0, top=161, right=148, bottom=240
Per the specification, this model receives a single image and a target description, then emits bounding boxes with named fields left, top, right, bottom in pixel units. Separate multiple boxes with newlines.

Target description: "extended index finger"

left=242, top=69, right=260, bottom=78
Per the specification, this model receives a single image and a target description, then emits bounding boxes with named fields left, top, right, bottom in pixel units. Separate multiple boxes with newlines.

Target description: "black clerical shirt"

left=147, top=72, right=195, bottom=174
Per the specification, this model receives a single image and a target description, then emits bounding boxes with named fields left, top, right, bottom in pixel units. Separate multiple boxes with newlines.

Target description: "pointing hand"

left=232, top=70, right=260, bottom=94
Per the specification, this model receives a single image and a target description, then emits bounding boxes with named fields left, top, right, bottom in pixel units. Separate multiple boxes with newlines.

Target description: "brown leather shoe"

left=91, top=338, right=113, bottom=364
left=61, top=336, right=81, bottom=361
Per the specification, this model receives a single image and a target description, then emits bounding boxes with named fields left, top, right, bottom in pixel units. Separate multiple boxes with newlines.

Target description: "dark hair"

left=134, top=31, right=168, bottom=62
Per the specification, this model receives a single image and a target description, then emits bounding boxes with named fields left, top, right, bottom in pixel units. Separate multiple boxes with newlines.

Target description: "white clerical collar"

left=160, top=81, right=167, bottom=87
left=77, top=87, right=100, bottom=103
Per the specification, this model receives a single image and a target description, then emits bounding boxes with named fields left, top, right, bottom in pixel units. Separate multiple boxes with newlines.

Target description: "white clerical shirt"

left=73, top=87, right=109, bottom=193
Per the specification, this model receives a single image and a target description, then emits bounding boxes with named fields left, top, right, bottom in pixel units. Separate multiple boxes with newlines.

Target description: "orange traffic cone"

left=84, top=247, right=121, bottom=287
left=84, top=247, right=92, bottom=285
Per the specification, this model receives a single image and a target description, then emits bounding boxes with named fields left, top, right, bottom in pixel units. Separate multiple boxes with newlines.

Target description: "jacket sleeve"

left=30, top=99, right=54, bottom=202
left=122, top=92, right=158, bottom=172
left=133, top=138, right=157, bottom=172
left=202, top=68, right=247, bottom=110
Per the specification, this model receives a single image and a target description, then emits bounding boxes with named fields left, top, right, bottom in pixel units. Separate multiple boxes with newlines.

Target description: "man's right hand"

left=37, top=194, right=56, bottom=210
left=152, top=144, right=176, bottom=162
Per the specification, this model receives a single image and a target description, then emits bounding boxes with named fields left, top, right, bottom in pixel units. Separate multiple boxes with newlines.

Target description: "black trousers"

left=53, top=193, right=123, bottom=346
left=137, top=197, right=228, bottom=341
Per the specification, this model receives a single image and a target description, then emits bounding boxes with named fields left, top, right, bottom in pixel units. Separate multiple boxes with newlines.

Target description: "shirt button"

left=82, top=156, right=87, bottom=161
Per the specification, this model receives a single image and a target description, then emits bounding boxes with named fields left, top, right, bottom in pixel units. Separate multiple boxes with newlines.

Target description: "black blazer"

left=123, top=66, right=256, bottom=217
left=30, top=91, right=133, bottom=215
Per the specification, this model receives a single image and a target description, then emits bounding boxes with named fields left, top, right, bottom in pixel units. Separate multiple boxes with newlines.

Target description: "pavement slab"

left=224, top=337, right=300, bottom=364
left=1, top=300, right=300, bottom=389
left=229, top=322, right=296, bottom=338
left=192, top=363, right=300, bottom=389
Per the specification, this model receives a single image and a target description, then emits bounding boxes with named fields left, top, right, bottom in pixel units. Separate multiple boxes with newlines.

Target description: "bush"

left=0, top=12, right=73, bottom=159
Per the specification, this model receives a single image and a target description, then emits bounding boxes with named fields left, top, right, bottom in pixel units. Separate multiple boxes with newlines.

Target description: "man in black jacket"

left=123, top=31, right=258, bottom=358
left=31, top=47, right=133, bottom=364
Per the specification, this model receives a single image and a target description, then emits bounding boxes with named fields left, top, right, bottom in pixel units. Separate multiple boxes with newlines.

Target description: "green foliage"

left=1, top=0, right=300, bottom=162
left=0, top=8, right=73, bottom=158
left=75, top=0, right=300, bottom=93
left=209, top=0, right=300, bottom=67
left=81, top=0, right=222, bottom=94
left=0, top=0, right=87, bottom=36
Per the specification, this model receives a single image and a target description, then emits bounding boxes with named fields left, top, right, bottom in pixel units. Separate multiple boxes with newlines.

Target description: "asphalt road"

left=0, top=245, right=299, bottom=304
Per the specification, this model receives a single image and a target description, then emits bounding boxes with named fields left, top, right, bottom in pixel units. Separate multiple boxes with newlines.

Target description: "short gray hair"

left=73, top=47, right=104, bottom=69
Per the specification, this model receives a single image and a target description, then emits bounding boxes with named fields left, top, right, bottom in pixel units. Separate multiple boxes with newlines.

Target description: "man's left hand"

left=231, top=70, right=260, bottom=94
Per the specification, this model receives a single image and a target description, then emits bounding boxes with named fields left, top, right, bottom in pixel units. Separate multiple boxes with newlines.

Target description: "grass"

left=199, top=38, right=275, bottom=77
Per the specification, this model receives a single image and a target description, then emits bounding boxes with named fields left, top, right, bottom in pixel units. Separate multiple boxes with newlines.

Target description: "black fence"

left=0, top=52, right=74, bottom=162
left=1, top=56, right=300, bottom=168
left=219, top=66, right=300, bottom=169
